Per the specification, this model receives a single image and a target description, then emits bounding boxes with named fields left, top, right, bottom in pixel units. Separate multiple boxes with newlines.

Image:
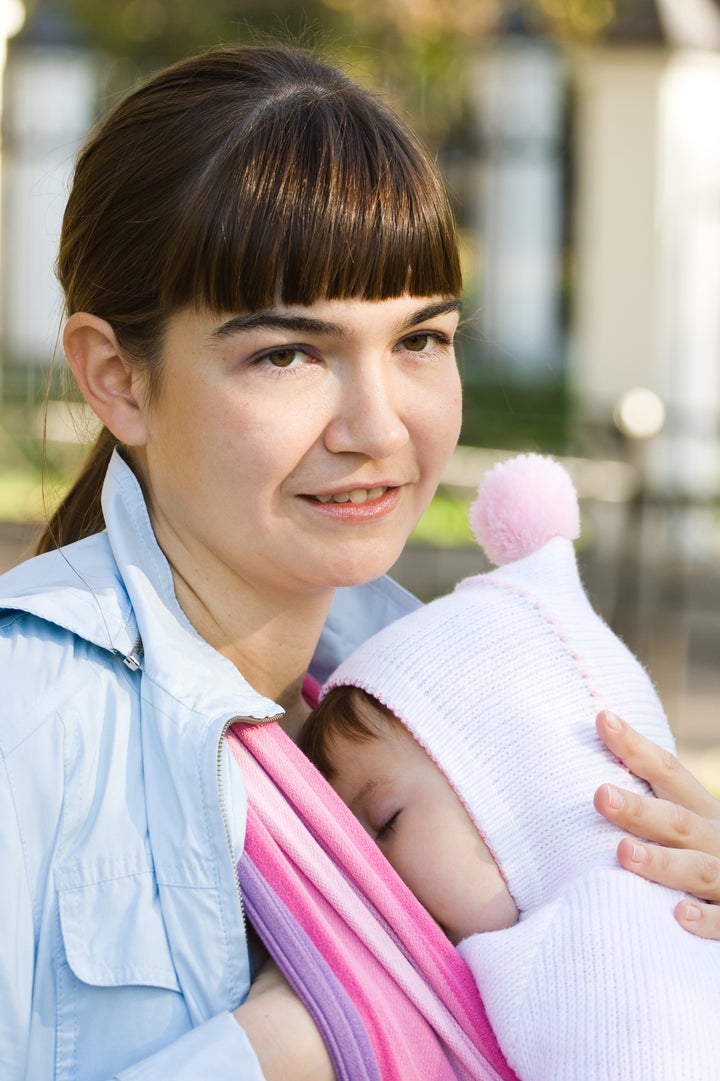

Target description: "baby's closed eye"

left=376, top=809, right=401, bottom=841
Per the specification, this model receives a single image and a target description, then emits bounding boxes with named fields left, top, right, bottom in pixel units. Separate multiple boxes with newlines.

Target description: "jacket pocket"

left=56, top=870, right=190, bottom=1081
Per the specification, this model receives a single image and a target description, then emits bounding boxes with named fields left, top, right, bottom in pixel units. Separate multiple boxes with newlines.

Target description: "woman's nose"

left=323, top=372, right=410, bottom=459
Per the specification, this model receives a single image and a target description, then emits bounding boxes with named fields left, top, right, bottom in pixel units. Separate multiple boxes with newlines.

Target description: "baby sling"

left=226, top=719, right=517, bottom=1081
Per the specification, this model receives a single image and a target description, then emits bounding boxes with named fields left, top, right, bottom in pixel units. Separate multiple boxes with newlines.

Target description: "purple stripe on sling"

left=239, top=853, right=381, bottom=1081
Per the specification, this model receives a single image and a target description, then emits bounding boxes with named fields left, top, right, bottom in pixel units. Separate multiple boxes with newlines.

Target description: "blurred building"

left=571, top=0, right=720, bottom=500
left=470, top=9, right=567, bottom=382
left=0, top=2, right=99, bottom=380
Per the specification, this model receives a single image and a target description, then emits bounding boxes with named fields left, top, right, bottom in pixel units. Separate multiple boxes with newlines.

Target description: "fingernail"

left=680, top=902, right=702, bottom=922
left=603, top=711, right=622, bottom=732
left=630, top=843, right=648, bottom=864
left=604, top=784, right=626, bottom=810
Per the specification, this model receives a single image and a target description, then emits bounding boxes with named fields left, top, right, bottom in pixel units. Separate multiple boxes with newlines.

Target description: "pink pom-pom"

left=470, top=454, right=580, bottom=566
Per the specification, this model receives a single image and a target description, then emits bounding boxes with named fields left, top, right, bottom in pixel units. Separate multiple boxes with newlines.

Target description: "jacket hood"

left=0, top=530, right=138, bottom=660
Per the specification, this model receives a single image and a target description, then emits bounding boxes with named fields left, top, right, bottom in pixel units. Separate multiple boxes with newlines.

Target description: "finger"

left=616, top=837, right=720, bottom=902
left=674, top=899, right=720, bottom=941
left=594, top=783, right=720, bottom=857
left=596, top=710, right=720, bottom=817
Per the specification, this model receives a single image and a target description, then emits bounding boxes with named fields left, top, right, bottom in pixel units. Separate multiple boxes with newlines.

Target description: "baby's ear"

left=63, top=313, right=149, bottom=446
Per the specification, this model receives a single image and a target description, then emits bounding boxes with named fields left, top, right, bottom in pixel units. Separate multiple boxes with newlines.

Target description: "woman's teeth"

left=315, top=487, right=387, bottom=505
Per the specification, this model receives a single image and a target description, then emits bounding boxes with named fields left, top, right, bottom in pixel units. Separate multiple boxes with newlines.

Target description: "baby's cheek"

left=378, top=837, right=422, bottom=896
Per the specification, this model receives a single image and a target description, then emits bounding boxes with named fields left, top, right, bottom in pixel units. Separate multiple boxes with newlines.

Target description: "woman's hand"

left=234, top=958, right=336, bottom=1081
left=594, top=710, right=720, bottom=939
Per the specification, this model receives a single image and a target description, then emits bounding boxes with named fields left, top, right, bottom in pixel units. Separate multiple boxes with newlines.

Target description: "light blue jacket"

left=0, top=451, right=418, bottom=1081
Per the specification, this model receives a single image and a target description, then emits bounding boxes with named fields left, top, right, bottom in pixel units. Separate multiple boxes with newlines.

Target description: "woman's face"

left=132, top=295, right=462, bottom=602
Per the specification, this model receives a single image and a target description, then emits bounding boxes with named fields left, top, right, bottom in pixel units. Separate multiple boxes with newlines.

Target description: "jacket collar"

left=0, top=450, right=419, bottom=713
left=0, top=528, right=138, bottom=658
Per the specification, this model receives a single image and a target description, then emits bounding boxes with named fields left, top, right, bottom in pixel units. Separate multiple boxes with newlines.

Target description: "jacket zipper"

left=215, top=712, right=281, bottom=979
left=217, top=718, right=247, bottom=929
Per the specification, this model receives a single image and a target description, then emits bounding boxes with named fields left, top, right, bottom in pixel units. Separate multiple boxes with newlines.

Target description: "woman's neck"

left=170, top=564, right=332, bottom=740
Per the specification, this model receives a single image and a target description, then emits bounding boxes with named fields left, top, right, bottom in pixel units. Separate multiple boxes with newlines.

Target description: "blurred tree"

left=13, top=1, right=679, bottom=150
left=14, top=0, right=499, bottom=151
left=18, top=0, right=720, bottom=137
left=531, top=0, right=631, bottom=39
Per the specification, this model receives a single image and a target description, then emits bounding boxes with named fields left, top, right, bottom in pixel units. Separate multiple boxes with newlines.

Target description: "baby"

left=300, top=454, right=720, bottom=1081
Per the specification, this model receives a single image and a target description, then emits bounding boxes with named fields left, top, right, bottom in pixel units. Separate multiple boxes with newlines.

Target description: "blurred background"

left=0, top=0, right=719, bottom=786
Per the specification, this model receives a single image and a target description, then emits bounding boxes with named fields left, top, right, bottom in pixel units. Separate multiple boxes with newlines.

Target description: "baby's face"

left=328, top=698, right=518, bottom=944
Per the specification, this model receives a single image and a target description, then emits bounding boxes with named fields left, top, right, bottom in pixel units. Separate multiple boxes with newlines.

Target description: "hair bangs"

left=163, top=88, right=462, bottom=315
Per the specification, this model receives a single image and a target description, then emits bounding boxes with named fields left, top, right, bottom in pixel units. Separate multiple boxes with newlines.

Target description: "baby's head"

left=302, top=455, right=675, bottom=920
left=300, top=683, right=519, bottom=944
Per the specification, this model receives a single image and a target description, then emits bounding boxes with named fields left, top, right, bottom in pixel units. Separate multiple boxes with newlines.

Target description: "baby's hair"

left=300, top=684, right=399, bottom=781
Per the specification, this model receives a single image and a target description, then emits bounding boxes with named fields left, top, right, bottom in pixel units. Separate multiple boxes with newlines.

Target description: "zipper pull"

left=117, top=634, right=143, bottom=671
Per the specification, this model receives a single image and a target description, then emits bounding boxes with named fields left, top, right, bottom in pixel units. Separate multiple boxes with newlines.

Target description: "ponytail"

left=34, top=426, right=118, bottom=554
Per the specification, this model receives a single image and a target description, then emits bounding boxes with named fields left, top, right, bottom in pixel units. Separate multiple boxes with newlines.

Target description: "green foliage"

left=23, top=0, right=483, bottom=154
left=410, top=488, right=474, bottom=546
left=65, top=0, right=341, bottom=68
left=460, top=375, right=571, bottom=454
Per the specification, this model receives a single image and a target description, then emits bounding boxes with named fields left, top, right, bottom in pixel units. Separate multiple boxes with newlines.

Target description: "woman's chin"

left=324, top=551, right=406, bottom=590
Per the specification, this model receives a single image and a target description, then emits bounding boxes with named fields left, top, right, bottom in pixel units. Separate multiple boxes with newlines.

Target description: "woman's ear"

left=63, top=313, right=150, bottom=446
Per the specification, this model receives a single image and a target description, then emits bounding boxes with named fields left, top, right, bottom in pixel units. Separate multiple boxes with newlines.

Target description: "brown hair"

left=36, top=43, right=462, bottom=553
left=299, top=684, right=398, bottom=781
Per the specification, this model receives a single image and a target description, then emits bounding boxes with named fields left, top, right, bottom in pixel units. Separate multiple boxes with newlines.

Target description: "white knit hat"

left=324, top=454, right=675, bottom=912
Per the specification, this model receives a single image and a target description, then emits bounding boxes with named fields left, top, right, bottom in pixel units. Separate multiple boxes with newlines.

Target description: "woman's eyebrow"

left=210, top=312, right=345, bottom=339
left=210, top=298, right=463, bottom=342
left=400, top=298, right=462, bottom=329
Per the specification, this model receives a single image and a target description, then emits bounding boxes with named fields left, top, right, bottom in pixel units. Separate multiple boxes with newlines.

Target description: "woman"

left=1, top=43, right=718, bottom=1081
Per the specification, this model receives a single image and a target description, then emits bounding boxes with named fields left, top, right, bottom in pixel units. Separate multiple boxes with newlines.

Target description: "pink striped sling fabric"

left=226, top=720, right=517, bottom=1081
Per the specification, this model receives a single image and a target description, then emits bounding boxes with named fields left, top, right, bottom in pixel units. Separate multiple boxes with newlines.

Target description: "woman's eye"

left=402, top=333, right=433, bottom=353
left=263, top=347, right=305, bottom=369
left=399, top=331, right=451, bottom=354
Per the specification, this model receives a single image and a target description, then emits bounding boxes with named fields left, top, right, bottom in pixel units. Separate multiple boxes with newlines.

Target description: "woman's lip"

left=301, top=486, right=401, bottom=519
